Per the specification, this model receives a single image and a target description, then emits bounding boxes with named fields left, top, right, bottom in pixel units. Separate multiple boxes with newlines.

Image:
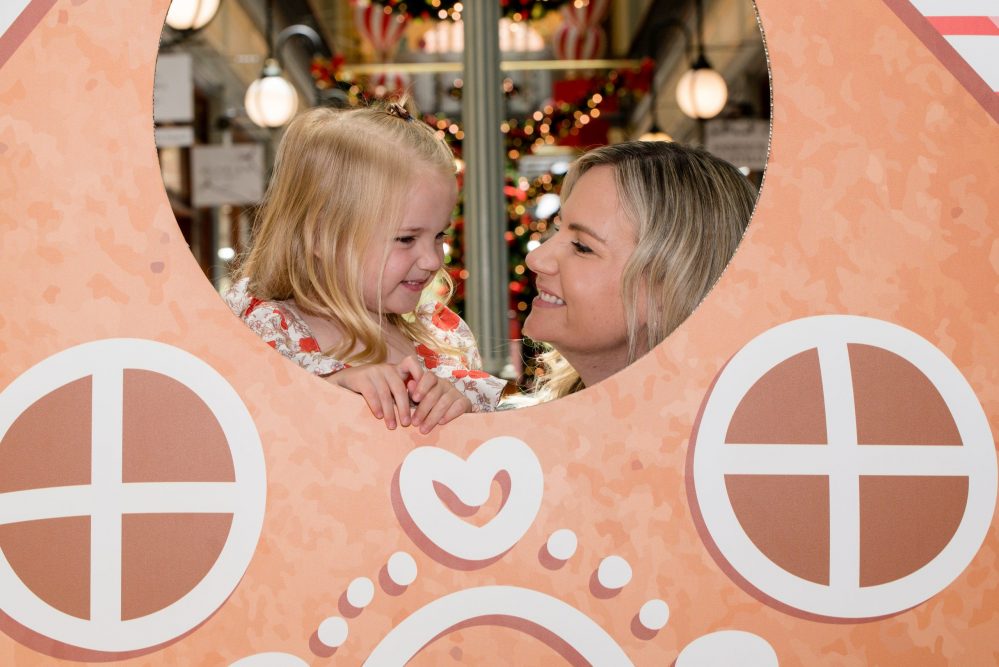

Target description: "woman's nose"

left=525, top=238, right=556, bottom=275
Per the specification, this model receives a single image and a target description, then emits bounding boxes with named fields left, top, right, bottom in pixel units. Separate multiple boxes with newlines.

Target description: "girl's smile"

left=400, top=277, right=432, bottom=292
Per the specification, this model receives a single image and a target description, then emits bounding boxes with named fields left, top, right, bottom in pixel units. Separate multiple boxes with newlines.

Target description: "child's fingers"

left=396, top=355, right=423, bottom=383
left=371, top=375, right=399, bottom=430
left=331, top=367, right=405, bottom=431
left=355, top=380, right=385, bottom=421
left=439, top=397, right=471, bottom=425
left=411, top=380, right=443, bottom=428
left=420, top=389, right=457, bottom=434
left=409, top=370, right=438, bottom=404
left=381, top=367, right=412, bottom=428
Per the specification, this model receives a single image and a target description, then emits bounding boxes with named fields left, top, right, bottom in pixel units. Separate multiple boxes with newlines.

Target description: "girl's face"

left=362, top=170, right=457, bottom=316
left=523, top=165, right=639, bottom=370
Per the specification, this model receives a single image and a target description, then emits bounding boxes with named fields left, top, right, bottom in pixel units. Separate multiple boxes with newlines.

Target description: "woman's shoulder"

left=223, top=277, right=345, bottom=376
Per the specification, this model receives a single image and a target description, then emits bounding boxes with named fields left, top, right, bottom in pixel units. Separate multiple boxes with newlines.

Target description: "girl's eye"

left=395, top=236, right=416, bottom=244
left=571, top=240, right=593, bottom=255
left=435, top=231, right=447, bottom=240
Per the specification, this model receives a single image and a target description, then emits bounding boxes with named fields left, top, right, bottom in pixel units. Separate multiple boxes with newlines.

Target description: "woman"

left=522, top=140, right=757, bottom=400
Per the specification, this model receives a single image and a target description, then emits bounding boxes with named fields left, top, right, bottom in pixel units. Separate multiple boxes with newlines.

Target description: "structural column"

left=462, top=0, right=509, bottom=376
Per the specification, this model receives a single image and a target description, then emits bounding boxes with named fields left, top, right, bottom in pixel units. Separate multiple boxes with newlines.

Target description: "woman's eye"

left=571, top=240, right=593, bottom=254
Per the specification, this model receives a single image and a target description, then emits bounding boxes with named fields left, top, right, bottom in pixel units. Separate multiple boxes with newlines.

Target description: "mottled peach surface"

left=0, top=0, right=997, bottom=665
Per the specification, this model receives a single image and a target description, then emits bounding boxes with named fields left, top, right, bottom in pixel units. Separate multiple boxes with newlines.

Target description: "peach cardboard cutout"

left=0, top=0, right=997, bottom=664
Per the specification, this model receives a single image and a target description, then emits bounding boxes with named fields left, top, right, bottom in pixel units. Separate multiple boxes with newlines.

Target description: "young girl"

left=224, top=103, right=507, bottom=432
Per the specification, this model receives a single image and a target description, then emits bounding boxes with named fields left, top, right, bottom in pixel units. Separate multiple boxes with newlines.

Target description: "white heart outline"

left=397, top=436, right=544, bottom=562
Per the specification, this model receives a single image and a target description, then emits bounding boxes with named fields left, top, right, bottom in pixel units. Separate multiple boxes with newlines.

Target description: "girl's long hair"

left=532, top=140, right=758, bottom=400
left=236, top=104, right=457, bottom=365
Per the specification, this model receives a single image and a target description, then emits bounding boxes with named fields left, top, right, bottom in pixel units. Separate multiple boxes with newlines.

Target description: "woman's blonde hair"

left=533, top=140, right=758, bottom=400
left=236, top=103, right=457, bottom=365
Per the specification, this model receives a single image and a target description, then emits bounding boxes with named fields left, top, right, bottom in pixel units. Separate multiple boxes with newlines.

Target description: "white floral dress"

left=224, top=278, right=506, bottom=412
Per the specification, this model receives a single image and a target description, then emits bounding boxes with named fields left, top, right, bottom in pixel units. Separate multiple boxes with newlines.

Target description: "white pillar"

left=462, top=2, right=509, bottom=375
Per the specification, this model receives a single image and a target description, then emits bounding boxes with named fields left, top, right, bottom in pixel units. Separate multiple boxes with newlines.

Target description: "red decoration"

left=353, top=2, right=409, bottom=58
left=552, top=0, right=609, bottom=60
left=560, top=0, right=610, bottom=30
left=552, top=23, right=606, bottom=60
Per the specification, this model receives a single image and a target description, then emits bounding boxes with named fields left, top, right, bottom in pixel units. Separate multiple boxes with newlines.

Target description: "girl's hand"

left=329, top=361, right=422, bottom=430
left=406, top=372, right=473, bottom=434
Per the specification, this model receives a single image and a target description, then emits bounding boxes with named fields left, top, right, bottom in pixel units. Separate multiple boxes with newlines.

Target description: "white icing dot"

left=597, top=555, right=632, bottom=590
left=639, top=599, right=670, bottom=630
left=317, top=617, right=349, bottom=648
left=546, top=529, right=578, bottom=561
left=676, top=630, right=778, bottom=667
left=387, top=551, right=418, bottom=586
left=346, top=577, right=375, bottom=608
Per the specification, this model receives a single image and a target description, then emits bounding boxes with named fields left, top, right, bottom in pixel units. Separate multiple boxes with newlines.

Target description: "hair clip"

left=387, top=102, right=414, bottom=122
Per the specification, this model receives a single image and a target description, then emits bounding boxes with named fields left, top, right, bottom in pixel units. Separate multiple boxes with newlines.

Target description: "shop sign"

left=705, top=119, right=771, bottom=172
left=191, top=144, right=265, bottom=208
left=154, top=125, right=195, bottom=148
left=154, top=53, right=194, bottom=123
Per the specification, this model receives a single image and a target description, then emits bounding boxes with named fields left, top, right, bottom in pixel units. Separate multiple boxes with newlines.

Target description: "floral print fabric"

left=224, top=278, right=506, bottom=412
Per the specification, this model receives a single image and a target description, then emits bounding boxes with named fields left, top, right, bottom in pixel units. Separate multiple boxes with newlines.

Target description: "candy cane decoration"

left=353, top=1, right=409, bottom=59
left=552, top=23, right=607, bottom=60
left=561, top=0, right=611, bottom=31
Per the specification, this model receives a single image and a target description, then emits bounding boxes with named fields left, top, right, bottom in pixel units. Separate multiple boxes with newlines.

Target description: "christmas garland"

left=366, top=0, right=572, bottom=21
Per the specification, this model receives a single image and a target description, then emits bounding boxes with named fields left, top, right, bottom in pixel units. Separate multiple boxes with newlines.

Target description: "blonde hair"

left=236, top=103, right=458, bottom=365
left=533, top=140, right=757, bottom=400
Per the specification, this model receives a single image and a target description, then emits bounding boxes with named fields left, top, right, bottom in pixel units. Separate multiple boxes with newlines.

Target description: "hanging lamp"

left=244, top=0, right=299, bottom=128
left=675, top=0, right=727, bottom=120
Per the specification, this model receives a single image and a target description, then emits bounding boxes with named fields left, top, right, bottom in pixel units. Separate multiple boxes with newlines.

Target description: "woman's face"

left=523, top=165, right=639, bottom=372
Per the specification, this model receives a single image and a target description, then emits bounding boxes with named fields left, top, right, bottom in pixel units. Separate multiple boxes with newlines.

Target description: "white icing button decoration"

left=317, top=616, right=349, bottom=649
left=546, top=529, right=578, bottom=561
left=387, top=551, right=418, bottom=586
left=638, top=599, right=670, bottom=631
left=346, top=577, right=375, bottom=608
left=676, top=630, right=778, bottom=667
left=597, top=556, right=633, bottom=590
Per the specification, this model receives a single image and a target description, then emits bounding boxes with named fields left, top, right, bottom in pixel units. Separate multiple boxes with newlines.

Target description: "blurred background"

left=155, top=0, right=769, bottom=382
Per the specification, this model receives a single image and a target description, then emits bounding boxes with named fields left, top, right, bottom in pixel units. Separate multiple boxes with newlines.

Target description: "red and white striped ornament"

left=353, top=2, right=409, bottom=57
left=552, top=23, right=607, bottom=60
left=561, top=0, right=611, bottom=30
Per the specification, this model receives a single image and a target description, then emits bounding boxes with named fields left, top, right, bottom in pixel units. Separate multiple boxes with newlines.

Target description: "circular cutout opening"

left=153, top=0, right=770, bottom=417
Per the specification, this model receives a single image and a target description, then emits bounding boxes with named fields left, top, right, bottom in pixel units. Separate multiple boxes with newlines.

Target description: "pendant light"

left=244, top=0, right=299, bottom=128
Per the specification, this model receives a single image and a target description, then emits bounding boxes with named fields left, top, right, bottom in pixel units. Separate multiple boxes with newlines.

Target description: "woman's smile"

left=534, top=288, right=566, bottom=307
